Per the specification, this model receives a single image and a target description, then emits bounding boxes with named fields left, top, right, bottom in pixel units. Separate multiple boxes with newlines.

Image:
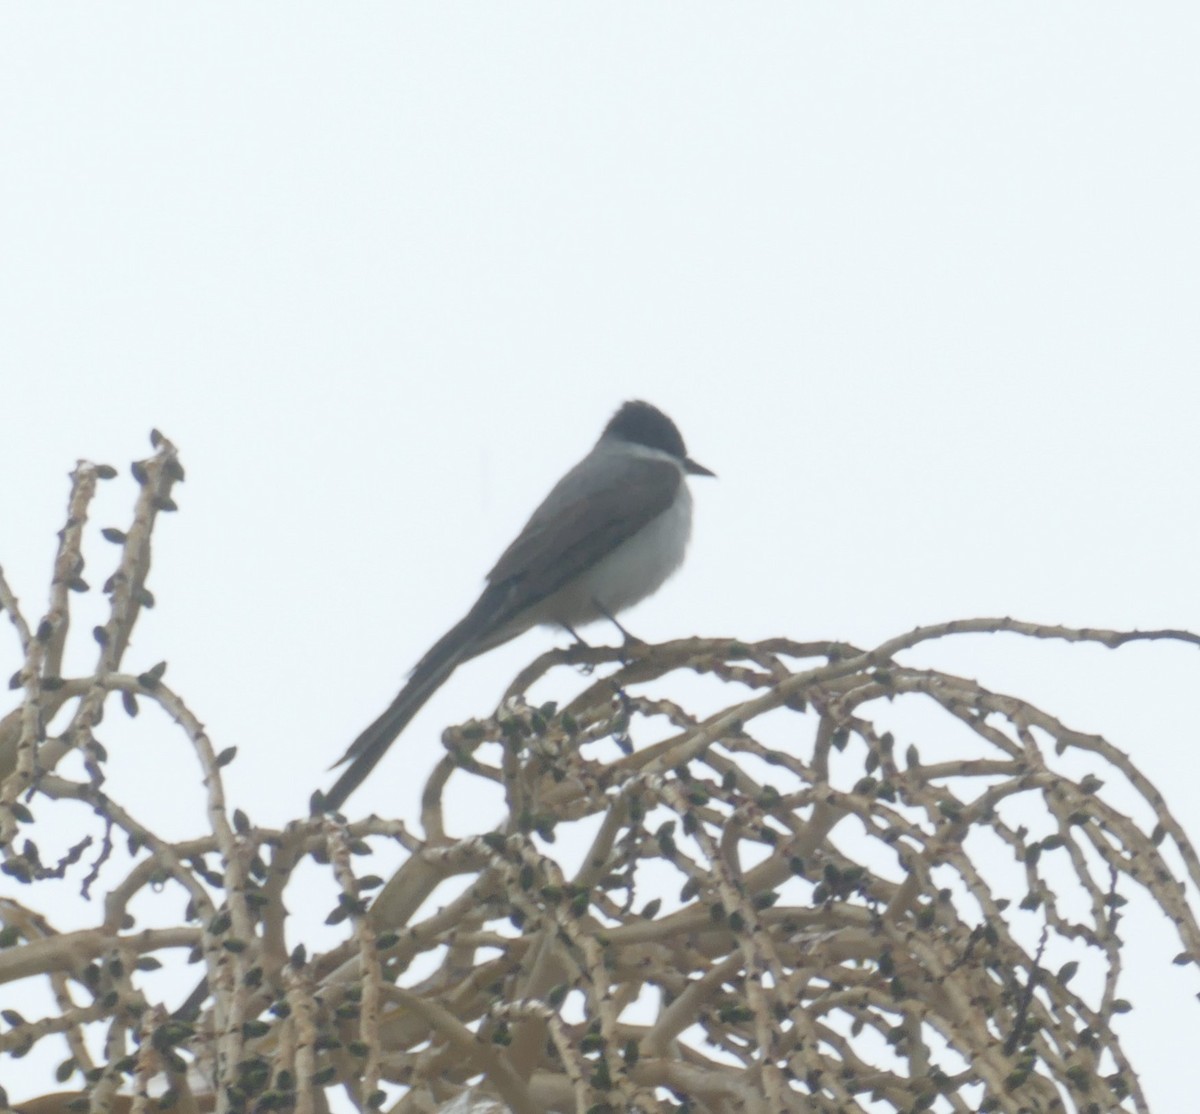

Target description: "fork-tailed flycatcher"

left=316, top=400, right=713, bottom=812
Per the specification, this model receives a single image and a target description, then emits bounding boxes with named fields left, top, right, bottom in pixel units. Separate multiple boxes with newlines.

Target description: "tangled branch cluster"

left=3, top=437, right=1200, bottom=1114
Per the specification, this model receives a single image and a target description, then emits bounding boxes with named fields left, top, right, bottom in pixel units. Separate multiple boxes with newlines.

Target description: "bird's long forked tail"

left=314, top=604, right=497, bottom=813
left=315, top=663, right=452, bottom=812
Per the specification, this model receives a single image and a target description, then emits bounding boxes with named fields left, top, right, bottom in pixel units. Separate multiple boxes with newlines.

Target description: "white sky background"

left=2, top=5, right=1199, bottom=1108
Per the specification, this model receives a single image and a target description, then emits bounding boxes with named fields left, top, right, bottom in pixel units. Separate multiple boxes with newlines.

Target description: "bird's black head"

left=601, top=400, right=714, bottom=476
left=603, top=400, right=687, bottom=457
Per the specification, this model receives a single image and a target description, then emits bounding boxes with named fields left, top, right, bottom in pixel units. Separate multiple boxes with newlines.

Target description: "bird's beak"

left=685, top=458, right=716, bottom=478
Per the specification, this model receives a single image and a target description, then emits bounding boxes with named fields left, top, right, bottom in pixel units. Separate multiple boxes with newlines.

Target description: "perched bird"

left=317, top=400, right=714, bottom=811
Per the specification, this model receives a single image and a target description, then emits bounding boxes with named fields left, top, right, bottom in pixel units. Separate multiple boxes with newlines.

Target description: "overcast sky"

left=3, top=6, right=1199, bottom=1108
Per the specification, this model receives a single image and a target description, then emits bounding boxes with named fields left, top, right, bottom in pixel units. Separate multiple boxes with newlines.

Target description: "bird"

left=316, top=399, right=714, bottom=812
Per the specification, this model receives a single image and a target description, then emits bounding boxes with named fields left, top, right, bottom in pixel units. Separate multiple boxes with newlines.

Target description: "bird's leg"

left=592, top=600, right=646, bottom=668
left=561, top=623, right=598, bottom=673
left=592, top=600, right=645, bottom=647
left=562, top=621, right=590, bottom=649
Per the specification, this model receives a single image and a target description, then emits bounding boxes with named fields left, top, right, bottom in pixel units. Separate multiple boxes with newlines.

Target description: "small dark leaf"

left=101, top=527, right=127, bottom=544
left=215, top=747, right=237, bottom=768
left=93, top=625, right=109, bottom=646
left=122, top=691, right=139, bottom=717
left=1, top=859, right=32, bottom=884
left=135, top=586, right=156, bottom=608
left=95, top=464, right=118, bottom=480
left=131, top=461, right=149, bottom=484
left=150, top=429, right=163, bottom=448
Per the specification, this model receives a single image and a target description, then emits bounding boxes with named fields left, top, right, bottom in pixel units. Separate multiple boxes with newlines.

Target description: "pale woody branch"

left=2, top=436, right=1199, bottom=1113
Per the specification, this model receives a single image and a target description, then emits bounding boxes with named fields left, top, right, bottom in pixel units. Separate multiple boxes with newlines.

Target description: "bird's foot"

left=562, top=624, right=598, bottom=673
